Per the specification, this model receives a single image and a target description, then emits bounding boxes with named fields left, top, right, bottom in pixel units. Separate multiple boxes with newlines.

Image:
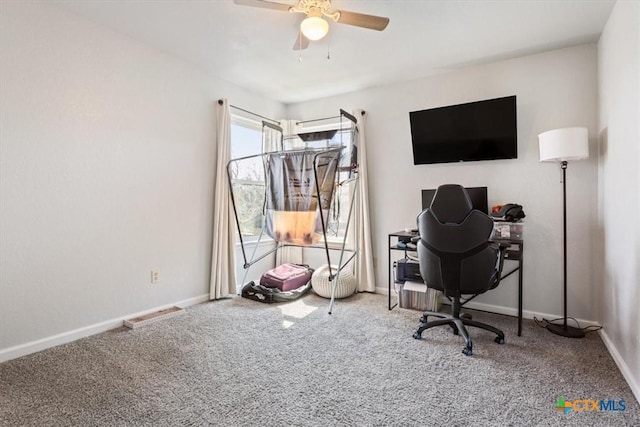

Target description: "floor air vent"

left=124, top=306, right=184, bottom=329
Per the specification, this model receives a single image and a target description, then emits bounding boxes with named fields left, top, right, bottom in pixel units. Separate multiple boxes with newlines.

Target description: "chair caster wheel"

left=495, top=336, right=505, bottom=345
left=462, top=347, right=473, bottom=356
left=419, top=316, right=427, bottom=324
left=413, top=332, right=422, bottom=340
left=460, top=312, right=472, bottom=320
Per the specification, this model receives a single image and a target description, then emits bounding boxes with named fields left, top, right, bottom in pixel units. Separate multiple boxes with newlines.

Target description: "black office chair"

left=412, top=184, right=505, bottom=356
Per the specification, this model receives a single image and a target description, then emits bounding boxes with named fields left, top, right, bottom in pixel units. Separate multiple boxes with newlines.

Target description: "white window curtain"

left=262, top=122, right=283, bottom=153
left=354, top=110, right=376, bottom=292
left=209, top=99, right=237, bottom=299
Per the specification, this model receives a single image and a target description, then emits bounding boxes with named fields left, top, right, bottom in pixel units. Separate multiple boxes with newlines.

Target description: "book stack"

left=396, top=280, right=442, bottom=312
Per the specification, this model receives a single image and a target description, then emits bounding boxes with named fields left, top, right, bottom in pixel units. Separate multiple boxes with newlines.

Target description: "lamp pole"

left=562, top=160, right=568, bottom=331
left=538, top=127, right=588, bottom=338
left=546, top=160, right=585, bottom=338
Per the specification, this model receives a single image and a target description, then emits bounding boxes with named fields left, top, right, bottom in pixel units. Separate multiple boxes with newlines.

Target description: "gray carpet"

left=1, top=293, right=638, bottom=426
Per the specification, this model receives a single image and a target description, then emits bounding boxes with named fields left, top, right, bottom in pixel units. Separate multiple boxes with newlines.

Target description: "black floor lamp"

left=538, top=127, right=589, bottom=338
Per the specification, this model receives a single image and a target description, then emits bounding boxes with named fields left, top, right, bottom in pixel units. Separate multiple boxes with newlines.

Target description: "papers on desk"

left=403, top=280, right=427, bottom=292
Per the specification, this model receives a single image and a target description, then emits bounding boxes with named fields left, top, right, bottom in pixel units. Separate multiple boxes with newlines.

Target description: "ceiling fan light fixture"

left=300, top=15, right=329, bottom=41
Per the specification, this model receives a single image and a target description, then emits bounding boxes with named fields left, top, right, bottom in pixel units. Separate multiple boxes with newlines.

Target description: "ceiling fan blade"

left=293, top=33, right=310, bottom=50
left=233, top=0, right=293, bottom=12
left=334, top=10, right=389, bottom=31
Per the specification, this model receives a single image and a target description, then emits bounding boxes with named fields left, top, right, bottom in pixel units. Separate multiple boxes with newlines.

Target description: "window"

left=229, top=116, right=267, bottom=240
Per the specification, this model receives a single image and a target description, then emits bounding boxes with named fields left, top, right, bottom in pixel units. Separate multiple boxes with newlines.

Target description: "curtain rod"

left=296, top=110, right=361, bottom=126
left=217, top=100, right=364, bottom=126
left=296, top=115, right=341, bottom=125
left=218, top=100, right=280, bottom=124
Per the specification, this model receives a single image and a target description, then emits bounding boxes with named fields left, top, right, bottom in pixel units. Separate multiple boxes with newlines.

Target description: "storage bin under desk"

left=490, top=221, right=524, bottom=240
left=394, top=281, right=442, bottom=312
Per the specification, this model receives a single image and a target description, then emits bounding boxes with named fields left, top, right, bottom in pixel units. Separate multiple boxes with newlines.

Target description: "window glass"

left=229, top=117, right=266, bottom=240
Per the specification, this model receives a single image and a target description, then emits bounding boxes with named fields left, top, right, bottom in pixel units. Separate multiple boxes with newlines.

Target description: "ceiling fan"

left=233, top=0, right=390, bottom=50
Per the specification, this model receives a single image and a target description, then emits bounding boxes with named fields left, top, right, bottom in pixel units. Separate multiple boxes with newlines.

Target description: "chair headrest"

left=430, top=184, right=473, bottom=224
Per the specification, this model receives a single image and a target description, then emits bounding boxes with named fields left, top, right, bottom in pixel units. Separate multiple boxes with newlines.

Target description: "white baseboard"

left=598, top=329, right=640, bottom=404
left=377, top=286, right=599, bottom=326
left=441, top=300, right=601, bottom=327
left=0, top=294, right=210, bottom=363
left=375, top=285, right=389, bottom=295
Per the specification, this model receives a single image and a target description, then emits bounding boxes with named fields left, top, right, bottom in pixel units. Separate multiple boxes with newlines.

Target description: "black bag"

left=490, top=203, right=525, bottom=222
left=241, top=279, right=312, bottom=304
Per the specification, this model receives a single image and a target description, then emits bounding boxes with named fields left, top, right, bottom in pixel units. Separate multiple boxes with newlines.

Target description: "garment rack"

left=227, top=113, right=359, bottom=313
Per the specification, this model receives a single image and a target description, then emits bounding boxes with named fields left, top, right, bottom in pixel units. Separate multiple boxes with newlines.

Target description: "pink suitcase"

left=260, top=263, right=313, bottom=292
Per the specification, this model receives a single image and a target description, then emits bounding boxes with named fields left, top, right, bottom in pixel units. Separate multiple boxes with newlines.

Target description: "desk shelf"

left=388, top=231, right=418, bottom=311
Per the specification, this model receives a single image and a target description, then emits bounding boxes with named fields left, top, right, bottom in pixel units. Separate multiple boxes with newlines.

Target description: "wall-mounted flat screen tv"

left=410, top=96, right=517, bottom=165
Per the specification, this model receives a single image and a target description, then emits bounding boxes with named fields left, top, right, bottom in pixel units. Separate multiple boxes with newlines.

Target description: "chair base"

left=413, top=310, right=505, bottom=356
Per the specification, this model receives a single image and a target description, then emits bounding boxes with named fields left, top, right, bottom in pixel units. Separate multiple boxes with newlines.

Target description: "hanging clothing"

left=265, top=148, right=341, bottom=245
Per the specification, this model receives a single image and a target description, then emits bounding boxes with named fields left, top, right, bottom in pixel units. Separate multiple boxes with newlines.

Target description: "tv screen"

left=410, top=96, right=517, bottom=165
left=422, top=187, right=488, bottom=214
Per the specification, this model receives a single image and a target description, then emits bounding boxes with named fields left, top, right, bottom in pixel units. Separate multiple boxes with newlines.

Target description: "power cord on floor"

left=534, top=316, right=602, bottom=334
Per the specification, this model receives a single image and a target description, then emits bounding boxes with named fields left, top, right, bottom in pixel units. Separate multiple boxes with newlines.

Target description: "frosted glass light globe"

left=300, top=16, right=329, bottom=41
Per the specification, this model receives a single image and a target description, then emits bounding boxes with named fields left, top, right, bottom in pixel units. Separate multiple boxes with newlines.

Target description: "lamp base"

left=546, top=322, right=586, bottom=338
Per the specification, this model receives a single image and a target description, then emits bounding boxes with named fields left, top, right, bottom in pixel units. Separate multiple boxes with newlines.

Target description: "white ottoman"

left=311, top=265, right=357, bottom=299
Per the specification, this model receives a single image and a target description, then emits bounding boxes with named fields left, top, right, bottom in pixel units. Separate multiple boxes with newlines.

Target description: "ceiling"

left=50, top=0, right=616, bottom=104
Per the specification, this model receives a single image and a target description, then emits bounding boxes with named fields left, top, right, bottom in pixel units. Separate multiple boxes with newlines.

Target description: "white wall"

left=286, top=44, right=599, bottom=322
left=0, top=2, right=284, bottom=353
left=597, top=0, right=640, bottom=399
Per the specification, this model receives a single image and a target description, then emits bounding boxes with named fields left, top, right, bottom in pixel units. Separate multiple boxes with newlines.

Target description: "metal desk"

left=388, top=231, right=525, bottom=336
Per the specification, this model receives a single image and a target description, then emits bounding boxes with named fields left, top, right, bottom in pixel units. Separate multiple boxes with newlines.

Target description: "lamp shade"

left=538, top=127, right=589, bottom=162
left=300, top=16, right=329, bottom=41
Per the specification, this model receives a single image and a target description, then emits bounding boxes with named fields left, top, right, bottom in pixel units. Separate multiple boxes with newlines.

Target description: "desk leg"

left=388, top=235, right=392, bottom=310
left=518, top=243, right=523, bottom=336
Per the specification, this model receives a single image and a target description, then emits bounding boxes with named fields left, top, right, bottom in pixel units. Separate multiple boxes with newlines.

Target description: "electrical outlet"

left=151, top=270, right=160, bottom=284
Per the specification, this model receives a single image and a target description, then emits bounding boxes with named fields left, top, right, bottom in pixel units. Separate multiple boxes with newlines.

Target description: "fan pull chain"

left=298, top=32, right=303, bottom=63
left=327, top=32, right=331, bottom=60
